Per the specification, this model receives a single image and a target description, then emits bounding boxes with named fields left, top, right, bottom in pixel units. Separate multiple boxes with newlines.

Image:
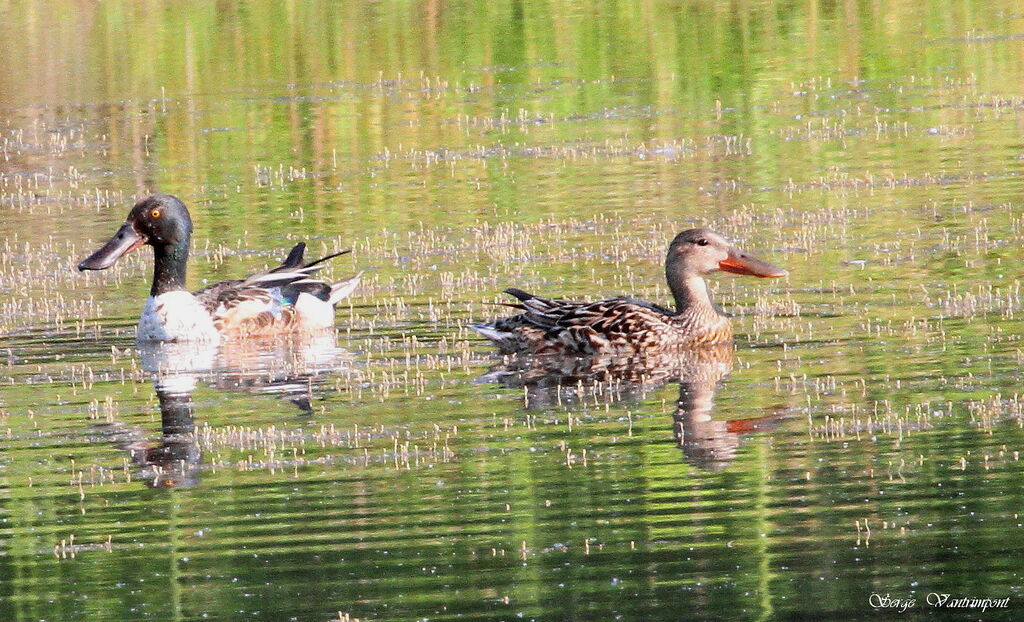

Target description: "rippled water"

left=3, top=1, right=1024, bottom=620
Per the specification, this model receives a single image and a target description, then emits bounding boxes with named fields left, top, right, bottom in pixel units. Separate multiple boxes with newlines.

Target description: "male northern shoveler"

left=471, top=228, right=787, bottom=355
left=78, top=194, right=360, bottom=342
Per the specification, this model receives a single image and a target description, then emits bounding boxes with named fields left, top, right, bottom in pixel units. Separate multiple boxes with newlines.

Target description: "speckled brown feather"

left=191, top=243, right=358, bottom=337
left=483, top=293, right=731, bottom=355
left=472, top=229, right=786, bottom=356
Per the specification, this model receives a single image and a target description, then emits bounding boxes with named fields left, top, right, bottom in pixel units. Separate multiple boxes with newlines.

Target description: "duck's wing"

left=269, top=246, right=359, bottom=305
left=194, top=244, right=355, bottom=333
left=475, top=288, right=677, bottom=354
left=506, top=288, right=673, bottom=329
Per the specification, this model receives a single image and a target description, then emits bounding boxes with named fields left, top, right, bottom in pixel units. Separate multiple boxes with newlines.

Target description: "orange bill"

left=719, top=248, right=788, bottom=278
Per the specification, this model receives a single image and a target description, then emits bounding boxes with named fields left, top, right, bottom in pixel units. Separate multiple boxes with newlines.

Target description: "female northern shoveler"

left=78, top=194, right=360, bottom=342
left=471, top=228, right=787, bottom=355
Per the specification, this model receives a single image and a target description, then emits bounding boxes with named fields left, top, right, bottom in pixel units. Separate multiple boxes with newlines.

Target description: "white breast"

left=137, top=291, right=220, bottom=342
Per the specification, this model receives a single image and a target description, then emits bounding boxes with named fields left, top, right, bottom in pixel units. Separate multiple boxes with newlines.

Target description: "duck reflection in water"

left=106, top=334, right=347, bottom=488
left=667, top=346, right=786, bottom=471
left=480, top=343, right=786, bottom=470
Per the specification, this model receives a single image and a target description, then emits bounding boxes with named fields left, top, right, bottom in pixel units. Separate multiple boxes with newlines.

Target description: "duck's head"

left=667, top=228, right=788, bottom=278
left=78, top=194, right=192, bottom=271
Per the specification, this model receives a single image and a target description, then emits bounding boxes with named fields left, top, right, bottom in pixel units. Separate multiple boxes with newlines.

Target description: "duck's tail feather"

left=328, top=272, right=362, bottom=306
left=305, top=249, right=352, bottom=269
left=470, top=322, right=513, bottom=345
left=247, top=247, right=354, bottom=290
left=271, top=243, right=350, bottom=272
left=503, top=287, right=535, bottom=302
left=277, top=243, right=307, bottom=270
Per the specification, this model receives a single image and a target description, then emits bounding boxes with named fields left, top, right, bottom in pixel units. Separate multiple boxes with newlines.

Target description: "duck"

left=471, top=228, right=787, bottom=355
left=78, top=194, right=361, bottom=342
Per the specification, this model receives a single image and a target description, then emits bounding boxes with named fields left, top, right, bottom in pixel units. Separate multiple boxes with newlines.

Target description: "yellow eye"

left=150, top=209, right=161, bottom=218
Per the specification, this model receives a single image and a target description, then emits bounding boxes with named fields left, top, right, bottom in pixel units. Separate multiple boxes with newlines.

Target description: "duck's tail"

left=328, top=272, right=362, bottom=306
left=260, top=244, right=360, bottom=305
left=470, top=322, right=511, bottom=345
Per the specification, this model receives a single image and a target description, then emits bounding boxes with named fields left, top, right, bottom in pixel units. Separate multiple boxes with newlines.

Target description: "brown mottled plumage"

left=472, top=229, right=787, bottom=355
left=191, top=242, right=360, bottom=337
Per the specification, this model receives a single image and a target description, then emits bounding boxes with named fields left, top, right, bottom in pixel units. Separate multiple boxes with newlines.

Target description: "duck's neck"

left=151, top=237, right=189, bottom=296
left=667, top=270, right=723, bottom=317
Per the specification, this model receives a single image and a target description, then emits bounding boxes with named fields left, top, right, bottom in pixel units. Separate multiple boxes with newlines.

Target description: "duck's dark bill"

left=719, top=248, right=788, bottom=278
left=78, top=223, right=146, bottom=271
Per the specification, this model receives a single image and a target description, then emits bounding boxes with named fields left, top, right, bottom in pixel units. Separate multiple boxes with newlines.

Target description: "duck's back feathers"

left=472, top=288, right=702, bottom=355
left=193, top=244, right=359, bottom=337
